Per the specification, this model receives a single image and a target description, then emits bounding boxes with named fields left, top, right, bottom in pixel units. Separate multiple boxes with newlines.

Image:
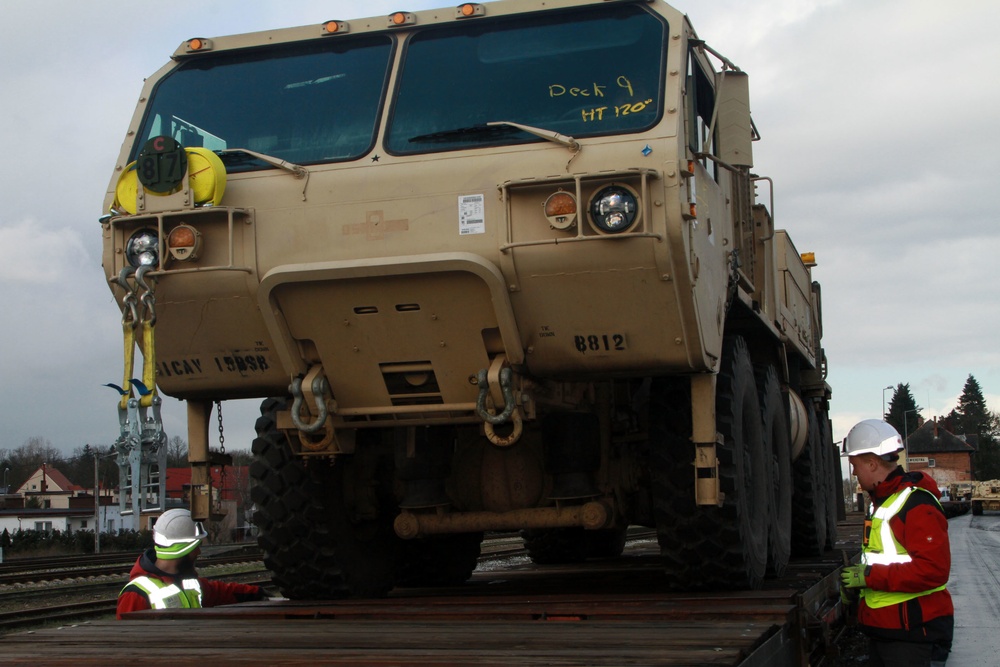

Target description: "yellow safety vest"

left=123, top=575, right=203, bottom=610
left=861, top=486, right=948, bottom=609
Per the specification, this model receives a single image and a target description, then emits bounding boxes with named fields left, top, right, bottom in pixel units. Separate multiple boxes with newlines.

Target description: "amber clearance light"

left=167, top=224, right=202, bottom=262
left=544, top=191, right=577, bottom=230
left=185, top=38, right=213, bottom=53
left=457, top=3, right=485, bottom=18
left=321, top=20, right=350, bottom=35
left=389, top=11, right=416, bottom=26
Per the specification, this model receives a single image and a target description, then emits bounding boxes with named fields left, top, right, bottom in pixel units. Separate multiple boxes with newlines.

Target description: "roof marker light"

left=457, top=3, right=485, bottom=18
left=389, top=11, right=416, bottom=27
left=185, top=38, right=213, bottom=53
left=321, top=20, right=350, bottom=35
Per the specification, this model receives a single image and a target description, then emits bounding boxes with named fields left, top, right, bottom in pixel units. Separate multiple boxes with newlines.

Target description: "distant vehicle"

left=101, top=0, right=836, bottom=597
left=971, top=480, right=1000, bottom=515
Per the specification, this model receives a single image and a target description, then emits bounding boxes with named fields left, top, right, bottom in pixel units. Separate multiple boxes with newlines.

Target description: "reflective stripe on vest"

left=861, top=486, right=947, bottom=609
left=124, top=575, right=203, bottom=610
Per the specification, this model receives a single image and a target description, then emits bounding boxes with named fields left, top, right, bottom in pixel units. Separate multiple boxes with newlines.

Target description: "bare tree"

left=166, top=436, right=188, bottom=467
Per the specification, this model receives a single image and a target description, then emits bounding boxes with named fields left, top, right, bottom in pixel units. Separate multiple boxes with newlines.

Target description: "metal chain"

left=214, top=400, right=225, bottom=454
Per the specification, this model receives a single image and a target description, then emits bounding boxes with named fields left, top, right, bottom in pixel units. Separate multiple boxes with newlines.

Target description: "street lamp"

left=2, top=467, right=8, bottom=495
left=882, top=385, right=894, bottom=418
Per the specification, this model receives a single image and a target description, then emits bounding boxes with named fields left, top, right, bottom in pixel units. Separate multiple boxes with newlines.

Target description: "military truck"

left=971, top=480, right=1000, bottom=515
left=101, top=0, right=836, bottom=596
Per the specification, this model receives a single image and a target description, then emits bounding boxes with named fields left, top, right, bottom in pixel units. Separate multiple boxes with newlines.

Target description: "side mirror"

left=715, top=70, right=754, bottom=168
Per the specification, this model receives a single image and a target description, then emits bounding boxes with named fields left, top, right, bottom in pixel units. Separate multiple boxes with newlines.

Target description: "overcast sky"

left=0, top=0, right=997, bottom=463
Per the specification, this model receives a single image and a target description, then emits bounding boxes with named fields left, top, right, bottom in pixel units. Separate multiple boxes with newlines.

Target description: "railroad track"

left=0, top=550, right=262, bottom=585
left=0, top=571, right=273, bottom=633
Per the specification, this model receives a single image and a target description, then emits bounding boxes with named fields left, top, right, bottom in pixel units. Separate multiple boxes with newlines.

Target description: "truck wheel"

left=819, top=410, right=841, bottom=549
left=650, top=336, right=768, bottom=589
left=397, top=532, right=483, bottom=587
left=250, top=398, right=346, bottom=599
left=972, top=500, right=983, bottom=516
left=759, top=366, right=792, bottom=577
left=715, top=336, right=769, bottom=588
left=250, top=398, right=401, bottom=598
left=522, top=528, right=588, bottom=564
left=791, top=403, right=828, bottom=556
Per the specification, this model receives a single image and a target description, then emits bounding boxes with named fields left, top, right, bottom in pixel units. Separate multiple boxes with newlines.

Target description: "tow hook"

left=475, top=366, right=523, bottom=446
left=289, top=373, right=329, bottom=433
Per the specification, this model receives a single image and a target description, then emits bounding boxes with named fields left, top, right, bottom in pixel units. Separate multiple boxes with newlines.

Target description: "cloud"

left=0, top=220, right=91, bottom=283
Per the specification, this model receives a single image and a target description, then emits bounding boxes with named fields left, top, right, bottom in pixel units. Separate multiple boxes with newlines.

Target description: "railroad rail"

left=2, top=520, right=861, bottom=666
left=0, top=550, right=261, bottom=585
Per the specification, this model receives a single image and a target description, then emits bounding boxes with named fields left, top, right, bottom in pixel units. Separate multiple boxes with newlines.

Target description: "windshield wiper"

left=218, top=148, right=308, bottom=178
left=409, top=121, right=580, bottom=153
left=218, top=148, right=310, bottom=200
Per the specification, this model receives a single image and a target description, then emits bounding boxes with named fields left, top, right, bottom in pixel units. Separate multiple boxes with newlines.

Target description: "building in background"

left=905, top=419, right=976, bottom=488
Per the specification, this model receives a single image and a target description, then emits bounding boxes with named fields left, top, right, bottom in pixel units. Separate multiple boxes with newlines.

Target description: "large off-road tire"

left=818, top=410, right=841, bottom=549
left=250, top=398, right=401, bottom=599
left=972, top=500, right=983, bottom=516
left=650, top=336, right=769, bottom=590
left=397, top=532, right=483, bottom=587
left=791, top=402, right=828, bottom=557
left=758, top=366, right=792, bottom=577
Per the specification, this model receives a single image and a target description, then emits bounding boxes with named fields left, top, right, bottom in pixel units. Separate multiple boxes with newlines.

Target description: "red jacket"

left=859, top=467, right=954, bottom=646
left=117, top=548, right=265, bottom=619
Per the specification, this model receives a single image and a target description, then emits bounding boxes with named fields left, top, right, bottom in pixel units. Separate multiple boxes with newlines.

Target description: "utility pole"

left=93, top=448, right=100, bottom=554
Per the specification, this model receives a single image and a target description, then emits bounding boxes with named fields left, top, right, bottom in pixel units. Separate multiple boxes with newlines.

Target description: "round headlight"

left=589, top=185, right=638, bottom=234
left=125, top=228, right=160, bottom=268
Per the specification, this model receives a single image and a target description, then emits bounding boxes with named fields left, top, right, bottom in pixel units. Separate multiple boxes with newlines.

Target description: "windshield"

left=135, top=35, right=394, bottom=172
left=386, top=4, right=665, bottom=154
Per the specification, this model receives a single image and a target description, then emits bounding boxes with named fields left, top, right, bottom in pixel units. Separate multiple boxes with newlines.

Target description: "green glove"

left=840, top=564, right=867, bottom=589
left=840, top=583, right=859, bottom=605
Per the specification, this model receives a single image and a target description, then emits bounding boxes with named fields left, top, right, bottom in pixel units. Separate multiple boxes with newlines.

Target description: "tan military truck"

left=101, top=0, right=836, bottom=596
left=971, top=480, right=1000, bottom=515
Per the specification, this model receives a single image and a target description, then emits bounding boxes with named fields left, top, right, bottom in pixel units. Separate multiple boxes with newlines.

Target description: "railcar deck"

left=3, top=518, right=862, bottom=666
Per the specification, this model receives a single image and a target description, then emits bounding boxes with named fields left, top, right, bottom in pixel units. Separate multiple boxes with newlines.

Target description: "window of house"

left=34, top=521, right=53, bottom=533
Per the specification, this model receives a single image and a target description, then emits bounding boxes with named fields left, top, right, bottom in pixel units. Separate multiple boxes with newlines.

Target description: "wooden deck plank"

left=3, top=618, right=771, bottom=666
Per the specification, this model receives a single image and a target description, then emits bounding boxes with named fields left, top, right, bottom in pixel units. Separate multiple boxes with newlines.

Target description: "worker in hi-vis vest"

left=117, top=509, right=265, bottom=618
left=841, top=419, right=954, bottom=667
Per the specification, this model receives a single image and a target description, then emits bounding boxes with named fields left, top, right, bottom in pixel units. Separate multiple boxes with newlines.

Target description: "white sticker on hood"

left=459, top=194, right=485, bottom=235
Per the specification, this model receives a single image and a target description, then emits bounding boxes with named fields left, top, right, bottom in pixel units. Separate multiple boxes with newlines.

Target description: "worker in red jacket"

left=840, top=419, right=954, bottom=667
left=117, top=508, right=266, bottom=618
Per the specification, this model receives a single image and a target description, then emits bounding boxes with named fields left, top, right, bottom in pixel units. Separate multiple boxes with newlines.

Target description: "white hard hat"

left=153, top=509, right=208, bottom=559
left=841, top=419, right=903, bottom=458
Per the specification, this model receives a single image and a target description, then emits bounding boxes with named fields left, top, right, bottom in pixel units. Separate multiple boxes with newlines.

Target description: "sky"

left=0, top=0, right=997, bottom=463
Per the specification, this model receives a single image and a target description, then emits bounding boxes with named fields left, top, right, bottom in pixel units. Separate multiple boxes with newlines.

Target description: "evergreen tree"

left=885, top=383, right=922, bottom=440
left=951, top=375, right=1000, bottom=479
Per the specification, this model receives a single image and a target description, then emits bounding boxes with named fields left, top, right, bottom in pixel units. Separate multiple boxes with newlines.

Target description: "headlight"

left=125, top=228, right=159, bottom=268
left=589, top=185, right=638, bottom=234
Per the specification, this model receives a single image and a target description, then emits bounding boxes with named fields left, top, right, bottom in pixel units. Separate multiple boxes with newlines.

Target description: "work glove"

left=840, top=564, right=867, bottom=589
left=840, top=583, right=859, bottom=605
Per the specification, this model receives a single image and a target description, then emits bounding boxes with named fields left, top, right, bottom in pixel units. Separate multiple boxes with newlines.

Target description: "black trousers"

left=868, top=638, right=942, bottom=667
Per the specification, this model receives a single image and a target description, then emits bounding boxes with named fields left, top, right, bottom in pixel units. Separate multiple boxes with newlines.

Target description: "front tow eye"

left=289, top=375, right=329, bottom=433
left=475, top=367, right=523, bottom=446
